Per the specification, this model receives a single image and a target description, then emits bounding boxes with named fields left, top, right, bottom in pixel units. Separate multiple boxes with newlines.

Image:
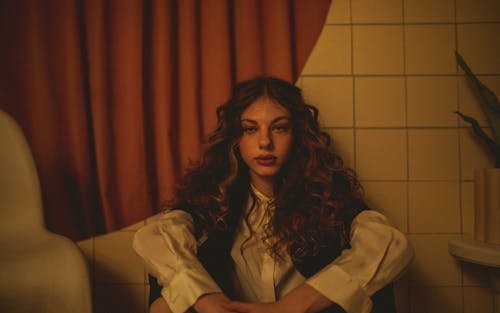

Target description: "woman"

left=133, top=77, right=414, bottom=313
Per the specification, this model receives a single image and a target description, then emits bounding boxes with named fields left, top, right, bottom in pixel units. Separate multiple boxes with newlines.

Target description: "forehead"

left=240, top=98, right=291, bottom=120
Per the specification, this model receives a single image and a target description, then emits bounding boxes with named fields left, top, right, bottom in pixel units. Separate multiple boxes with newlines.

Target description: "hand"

left=149, top=297, right=172, bottom=313
left=277, top=284, right=333, bottom=313
left=193, top=293, right=235, bottom=313
left=222, top=301, right=281, bottom=313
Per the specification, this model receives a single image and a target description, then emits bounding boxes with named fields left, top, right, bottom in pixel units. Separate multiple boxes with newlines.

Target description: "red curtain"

left=0, top=0, right=330, bottom=240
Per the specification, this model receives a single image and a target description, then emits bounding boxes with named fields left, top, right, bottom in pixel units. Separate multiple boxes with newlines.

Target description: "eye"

left=243, top=126, right=257, bottom=134
left=271, top=124, right=290, bottom=133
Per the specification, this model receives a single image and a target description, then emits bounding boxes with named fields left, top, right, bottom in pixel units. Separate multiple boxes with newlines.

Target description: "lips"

left=255, top=155, right=277, bottom=166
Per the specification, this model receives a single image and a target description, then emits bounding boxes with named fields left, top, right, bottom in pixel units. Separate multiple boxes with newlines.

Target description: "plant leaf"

left=455, top=51, right=500, bottom=144
left=455, top=111, right=496, bottom=154
left=455, top=51, right=500, bottom=113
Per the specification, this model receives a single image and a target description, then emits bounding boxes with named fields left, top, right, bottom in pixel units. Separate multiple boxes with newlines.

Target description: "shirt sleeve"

left=305, top=210, right=414, bottom=313
left=132, top=210, right=222, bottom=313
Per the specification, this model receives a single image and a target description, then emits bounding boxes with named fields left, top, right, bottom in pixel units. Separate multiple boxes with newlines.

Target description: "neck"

left=250, top=177, right=274, bottom=198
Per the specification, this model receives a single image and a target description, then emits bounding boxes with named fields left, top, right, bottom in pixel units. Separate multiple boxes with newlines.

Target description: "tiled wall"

left=77, top=1, right=500, bottom=312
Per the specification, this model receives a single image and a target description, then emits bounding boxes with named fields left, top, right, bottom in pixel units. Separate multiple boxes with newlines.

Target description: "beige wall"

left=78, top=0, right=500, bottom=312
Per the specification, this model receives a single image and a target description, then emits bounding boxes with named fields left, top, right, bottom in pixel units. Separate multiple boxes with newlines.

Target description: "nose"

left=258, top=129, right=273, bottom=150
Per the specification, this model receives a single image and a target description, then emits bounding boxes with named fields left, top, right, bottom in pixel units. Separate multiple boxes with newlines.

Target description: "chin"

left=254, top=169, right=280, bottom=178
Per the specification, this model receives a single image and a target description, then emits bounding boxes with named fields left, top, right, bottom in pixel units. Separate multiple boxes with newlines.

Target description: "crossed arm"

left=134, top=210, right=414, bottom=313
left=199, top=283, right=332, bottom=313
left=150, top=283, right=331, bottom=313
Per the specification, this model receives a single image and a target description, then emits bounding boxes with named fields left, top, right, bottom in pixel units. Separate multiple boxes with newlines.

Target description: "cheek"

left=237, top=138, right=252, bottom=161
left=283, top=136, right=294, bottom=155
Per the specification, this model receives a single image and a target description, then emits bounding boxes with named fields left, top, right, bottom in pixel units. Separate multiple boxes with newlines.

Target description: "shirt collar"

left=250, top=184, right=273, bottom=203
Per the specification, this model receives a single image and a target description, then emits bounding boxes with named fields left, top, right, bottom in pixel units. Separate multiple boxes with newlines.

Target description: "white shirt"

left=133, top=188, right=414, bottom=313
left=230, top=186, right=305, bottom=304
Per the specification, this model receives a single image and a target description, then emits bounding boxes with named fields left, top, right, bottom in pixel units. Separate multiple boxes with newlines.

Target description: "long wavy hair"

left=170, top=76, right=366, bottom=261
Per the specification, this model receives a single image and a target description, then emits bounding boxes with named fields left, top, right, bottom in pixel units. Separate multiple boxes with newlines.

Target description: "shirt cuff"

left=305, top=264, right=372, bottom=313
left=160, top=263, right=222, bottom=313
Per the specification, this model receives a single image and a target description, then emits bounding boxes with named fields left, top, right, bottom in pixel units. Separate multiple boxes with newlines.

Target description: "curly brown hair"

left=170, top=76, right=366, bottom=261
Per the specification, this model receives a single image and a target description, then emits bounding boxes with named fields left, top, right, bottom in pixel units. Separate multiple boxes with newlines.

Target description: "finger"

left=222, top=301, right=251, bottom=312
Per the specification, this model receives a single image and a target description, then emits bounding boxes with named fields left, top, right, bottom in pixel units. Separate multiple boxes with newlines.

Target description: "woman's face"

left=238, top=97, right=293, bottom=191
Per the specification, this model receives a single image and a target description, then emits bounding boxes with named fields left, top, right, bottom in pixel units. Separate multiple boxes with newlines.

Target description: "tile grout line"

left=349, top=0, right=358, bottom=172
left=454, top=1, right=467, bottom=311
left=401, top=0, right=412, bottom=310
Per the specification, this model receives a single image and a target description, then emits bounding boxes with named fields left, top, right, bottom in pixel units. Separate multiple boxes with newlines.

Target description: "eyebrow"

left=241, top=116, right=291, bottom=124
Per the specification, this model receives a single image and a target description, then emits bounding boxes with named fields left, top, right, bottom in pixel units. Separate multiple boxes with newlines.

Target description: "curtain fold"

left=0, top=0, right=331, bottom=240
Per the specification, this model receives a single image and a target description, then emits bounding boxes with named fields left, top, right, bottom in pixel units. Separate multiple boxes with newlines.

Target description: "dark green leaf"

left=455, top=111, right=496, bottom=154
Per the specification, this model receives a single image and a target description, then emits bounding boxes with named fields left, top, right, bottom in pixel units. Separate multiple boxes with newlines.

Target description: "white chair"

left=0, top=110, right=92, bottom=313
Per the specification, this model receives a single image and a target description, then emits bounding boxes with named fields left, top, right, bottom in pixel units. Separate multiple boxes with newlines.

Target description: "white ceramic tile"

left=353, top=25, right=404, bottom=75
left=408, top=129, right=459, bottom=180
left=463, top=287, right=494, bottom=313
left=404, top=0, right=455, bottom=23
left=410, top=287, right=462, bottom=313
left=363, top=182, right=408, bottom=232
left=408, top=234, right=462, bottom=287
left=408, top=182, right=461, bottom=233
left=352, top=0, right=403, bottom=23
left=405, top=25, right=456, bottom=75
left=461, top=182, right=474, bottom=235
left=406, top=76, right=458, bottom=127
left=458, top=75, right=500, bottom=128
left=394, top=275, right=410, bottom=313
left=301, top=26, right=352, bottom=75
left=459, top=128, right=496, bottom=180
left=456, top=0, right=500, bottom=22
left=302, top=77, right=354, bottom=127
left=356, top=129, right=408, bottom=180
left=355, top=76, right=406, bottom=128
left=462, top=261, right=490, bottom=287
left=457, top=24, right=500, bottom=74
